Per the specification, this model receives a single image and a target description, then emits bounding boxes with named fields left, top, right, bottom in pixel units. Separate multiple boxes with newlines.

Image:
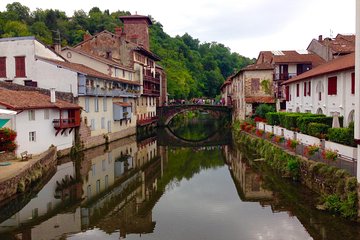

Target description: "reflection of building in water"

left=80, top=136, right=167, bottom=238
left=224, top=146, right=273, bottom=201
left=0, top=162, right=82, bottom=239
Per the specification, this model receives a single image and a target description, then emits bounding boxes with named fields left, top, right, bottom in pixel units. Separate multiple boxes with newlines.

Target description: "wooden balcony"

left=144, top=74, right=160, bottom=84
left=53, top=118, right=79, bottom=129
left=143, top=88, right=160, bottom=96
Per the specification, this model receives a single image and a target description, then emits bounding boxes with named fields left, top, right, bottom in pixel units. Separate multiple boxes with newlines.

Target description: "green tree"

left=2, top=20, right=30, bottom=37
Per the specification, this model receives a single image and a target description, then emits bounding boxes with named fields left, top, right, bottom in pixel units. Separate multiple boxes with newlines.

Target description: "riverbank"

left=0, top=147, right=57, bottom=203
left=232, top=125, right=359, bottom=221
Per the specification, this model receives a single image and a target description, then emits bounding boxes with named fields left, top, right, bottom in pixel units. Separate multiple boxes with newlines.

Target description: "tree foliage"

left=0, top=2, right=254, bottom=98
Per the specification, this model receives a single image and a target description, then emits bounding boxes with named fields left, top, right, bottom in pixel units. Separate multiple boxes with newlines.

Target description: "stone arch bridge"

left=157, top=104, right=232, bottom=126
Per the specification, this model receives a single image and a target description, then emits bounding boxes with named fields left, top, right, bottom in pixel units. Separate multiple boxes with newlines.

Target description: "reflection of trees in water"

left=168, top=111, right=223, bottom=141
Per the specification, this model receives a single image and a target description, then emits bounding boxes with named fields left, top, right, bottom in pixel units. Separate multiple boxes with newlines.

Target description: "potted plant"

left=322, top=149, right=338, bottom=161
left=286, top=139, right=299, bottom=150
left=304, top=144, right=320, bottom=157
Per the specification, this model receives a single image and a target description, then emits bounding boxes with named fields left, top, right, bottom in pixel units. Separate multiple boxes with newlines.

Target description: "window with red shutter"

left=0, top=57, right=6, bottom=77
left=328, top=76, right=337, bottom=95
left=296, top=84, right=299, bottom=97
left=285, top=86, right=290, bottom=101
left=308, top=81, right=311, bottom=96
left=351, top=72, right=355, bottom=94
left=304, top=82, right=307, bottom=96
left=15, top=56, right=26, bottom=77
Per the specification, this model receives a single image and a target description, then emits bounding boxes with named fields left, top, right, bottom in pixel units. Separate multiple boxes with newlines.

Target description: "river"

left=0, top=115, right=360, bottom=240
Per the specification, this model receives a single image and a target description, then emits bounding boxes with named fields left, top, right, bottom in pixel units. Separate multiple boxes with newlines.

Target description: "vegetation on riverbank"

left=233, top=121, right=358, bottom=220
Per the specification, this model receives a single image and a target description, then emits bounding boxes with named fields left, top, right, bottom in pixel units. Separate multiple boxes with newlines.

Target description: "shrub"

left=286, top=139, right=299, bottom=150
left=254, top=104, right=275, bottom=119
left=284, top=114, right=302, bottom=130
left=265, top=112, right=280, bottom=125
left=304, top=144, right=320, bottom=156
left=328, top=128, right=355, bottom=147
left=0, top=128, right=17, bottom=152
left=322, top=149, right=338, bottom=161
left=297, top=116, right=340, bottom=134
left=255, top=129, right=264, bottom=137
left=307, top=123, right=330, bottom=138
left=273, top=135, right=285, bottom=143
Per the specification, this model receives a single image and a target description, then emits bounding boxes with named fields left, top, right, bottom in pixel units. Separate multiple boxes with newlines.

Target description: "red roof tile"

left=283, top=53, right=354, bottom=85
left=119, top=15, right=153, bottom=25
left=113, top=102, right=132, bottom=107
left=245, top=96, right=275, bottom=104
left=0, top=88, right=80, bottom=110
left=319, top=34, right=355, bottom=55
left=257, top=50, right=325, bottom=67
left=242, top=63, right=274, bottom=71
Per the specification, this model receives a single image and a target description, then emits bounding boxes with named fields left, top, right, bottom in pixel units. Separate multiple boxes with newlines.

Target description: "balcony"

left=53, top=118, right=79, bottom=129
left=144, top=74, right=160, bottom=84
left=79, top=86, right=140, bottom=97
left=137, top=116, right=159, bottom=126
left=143, top=88, right=160, bottom=96
left=273, top=73, right=297, bottom=81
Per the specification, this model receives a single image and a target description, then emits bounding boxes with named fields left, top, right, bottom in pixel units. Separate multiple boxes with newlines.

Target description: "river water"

left=1, top=117, right=360, bottom=240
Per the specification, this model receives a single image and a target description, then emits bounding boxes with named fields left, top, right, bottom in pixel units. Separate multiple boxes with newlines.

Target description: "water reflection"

left=1, top=122, right=360, bottom=239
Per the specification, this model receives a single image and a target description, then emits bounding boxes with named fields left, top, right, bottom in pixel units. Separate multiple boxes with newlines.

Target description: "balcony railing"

left=79, top=87, right=140, bottom=97
left=144, top=74, right=160, bottom=84
left=53, top=118, right=79, bottom=129
left=137, top=116, right=159, bottom=126
left=143, top=88, right=160, bottom=96
left=273, top=73, right=297, bottom=81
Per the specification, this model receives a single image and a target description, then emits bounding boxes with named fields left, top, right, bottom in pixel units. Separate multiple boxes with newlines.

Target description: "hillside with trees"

left=0, top=2, right=254, bottom=99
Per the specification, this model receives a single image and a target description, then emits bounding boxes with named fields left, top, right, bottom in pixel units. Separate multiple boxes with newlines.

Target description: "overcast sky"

left=0, top=0, right=356, bottom=58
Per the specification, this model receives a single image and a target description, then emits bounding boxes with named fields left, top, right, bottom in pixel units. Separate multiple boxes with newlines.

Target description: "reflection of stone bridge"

left=157, top=127, right=231, bottom=147
left=157, top=104, right=232, bottom=126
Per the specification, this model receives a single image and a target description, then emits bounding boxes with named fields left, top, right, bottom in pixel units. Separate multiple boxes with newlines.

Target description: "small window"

left=44, top=109, right=49, bottom=120
left=328, top=76, right=337, bottom=95
left=85, top=97, right=90, bottom=112
left=308, top=81, right=311, bottom=96
left=101, top=117, right=105, bottom=129
left=92, top=164, right=96, bottom=176
left=15, top=56, right=26, bottom=77
left=29, top=131, right=36, bottom=142
left=94, top=97, right=99, bottom=112
left=91, top=119, right=95, bottom=130
left=103, top=97, right=107, bottom=112
left=296, top=84, right=299, bottom=97
left=303, top=82, right=307, bottom=96
left=28, top=110, right=35, bottom=121
left=351, top=72, right=355, bottom=94
left=285, top=86, right=290, bottom=101
left=102, top=159, right=106, bottom=171
left=0, top=57, right=6, bottom=77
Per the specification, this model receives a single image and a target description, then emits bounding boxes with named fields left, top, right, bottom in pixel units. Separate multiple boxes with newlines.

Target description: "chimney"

left=83, top=33, right=92, bottom=41
left=50, top=88, right=56, bottom=103
left=115, top=27, right=123, bottom=36
left=54, top=43, right=61, bottom=54
left=318, top=35, right=323, bottom=41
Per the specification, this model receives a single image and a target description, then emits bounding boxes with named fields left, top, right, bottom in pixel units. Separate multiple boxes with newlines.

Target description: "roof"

left=283, top=53, right=354, bottom=85
left=245, top=96, right=275, bottom=104
left=63, top=46, right=134, bottom=72
left=257, top=50, right=325, bottom=67
left=113, top=102, right=132, bottom=107
left=119, top=15, right=153, bottom=25
left=0, top=88, right=80, bottom=110
left=318, top=34, right=355, bottom=55
left=220, top=75, right=234, bottom=90
left=241, top=63, right=274, bottom=71
left=132, top=45, right=161, bottom=61
left=0, top=36, right=35, bottom=42
left=38, top=57, right=141, bottom=86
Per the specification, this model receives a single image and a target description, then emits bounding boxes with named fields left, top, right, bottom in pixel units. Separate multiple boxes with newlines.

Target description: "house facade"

left=256, top=50, right=325, bottom=110
left=283, top=53, right=355, bottom=126
left=0, top=88, right=80, bottom=156
left=231, top=63, right=275, bottom=120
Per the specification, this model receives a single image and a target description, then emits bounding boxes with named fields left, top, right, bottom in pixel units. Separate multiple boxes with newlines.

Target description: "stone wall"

left=0, top=151, right=16, bottom=162
left=0, top=146, right=57, bottom=202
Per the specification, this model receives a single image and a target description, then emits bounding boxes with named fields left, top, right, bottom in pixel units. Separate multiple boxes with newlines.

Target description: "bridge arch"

left=157, top=104, right=232, bottom=126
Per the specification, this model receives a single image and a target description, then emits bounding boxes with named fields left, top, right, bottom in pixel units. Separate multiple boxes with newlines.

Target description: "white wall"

left=14, top=109, right=75, bottom=156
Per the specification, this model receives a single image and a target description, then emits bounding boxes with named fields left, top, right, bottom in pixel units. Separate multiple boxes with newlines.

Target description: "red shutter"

left=0, top=57, right=6, bottom=77
left=328, top=76, right=337, bottom=95
left=15, top=56, right=26, bottom=77
left=308, top=81, right=311, bottom=96
left=285, top=86, right=290, bottom=101
left=296, top=84, right=299, bottom=97
left=351, top=72, right=355, bottom=94
left=304, top=82, right=307, bottom=96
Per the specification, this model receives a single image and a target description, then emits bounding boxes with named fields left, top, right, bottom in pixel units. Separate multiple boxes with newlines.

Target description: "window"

left=285, top=86, right=290, bottom=101
left=251, top=78, right=260, bottom=93
left=92, top=164, right=96, bottom=176
left=101, top=117, right=105, bottom=129
left=308, top=81, right=311, bottom=96
left=328, top=76, right=337, bottom=95
left=32, top=208, right=38, bottom=219
left=105, top=175, right=109, bottom=189
left=29, top=131, right=36, bottom=142
left=94, top=97, right=99, bottom=112
left=15, top=56, right=26, bottom=77
left=102, top=159, right=106, bottom=171
left=85, top=97, right=90, bottom=112
left=304, top=82, right=307, bottom=96
left=0, top=57, right=6, bottom=77
left=44, top=109, right=49, bottom=119
left=96, top=180, right=100, bottom=194
left=103, top=97, right=107, bottom=112
left=91, top=119, right=95, bottom=130
left=296, top=84, right=299, bottom=97
left=351, top=72, right=355, bottom=94
left=28, top=110, right=35, bottom=121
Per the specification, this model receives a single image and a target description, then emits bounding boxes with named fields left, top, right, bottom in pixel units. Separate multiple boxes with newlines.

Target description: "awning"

left=0, top=109, right=17, bottom=115
left=0, top=119, right=9, bottom=128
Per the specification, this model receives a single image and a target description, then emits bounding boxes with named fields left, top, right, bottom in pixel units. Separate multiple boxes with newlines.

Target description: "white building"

left=0, top=88, right=81, bottom=156
left=283, top=53, right=355, bottom=126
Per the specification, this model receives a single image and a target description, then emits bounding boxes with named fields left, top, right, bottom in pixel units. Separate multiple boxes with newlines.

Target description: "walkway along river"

left=0, top=115, right=360, bottom=239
